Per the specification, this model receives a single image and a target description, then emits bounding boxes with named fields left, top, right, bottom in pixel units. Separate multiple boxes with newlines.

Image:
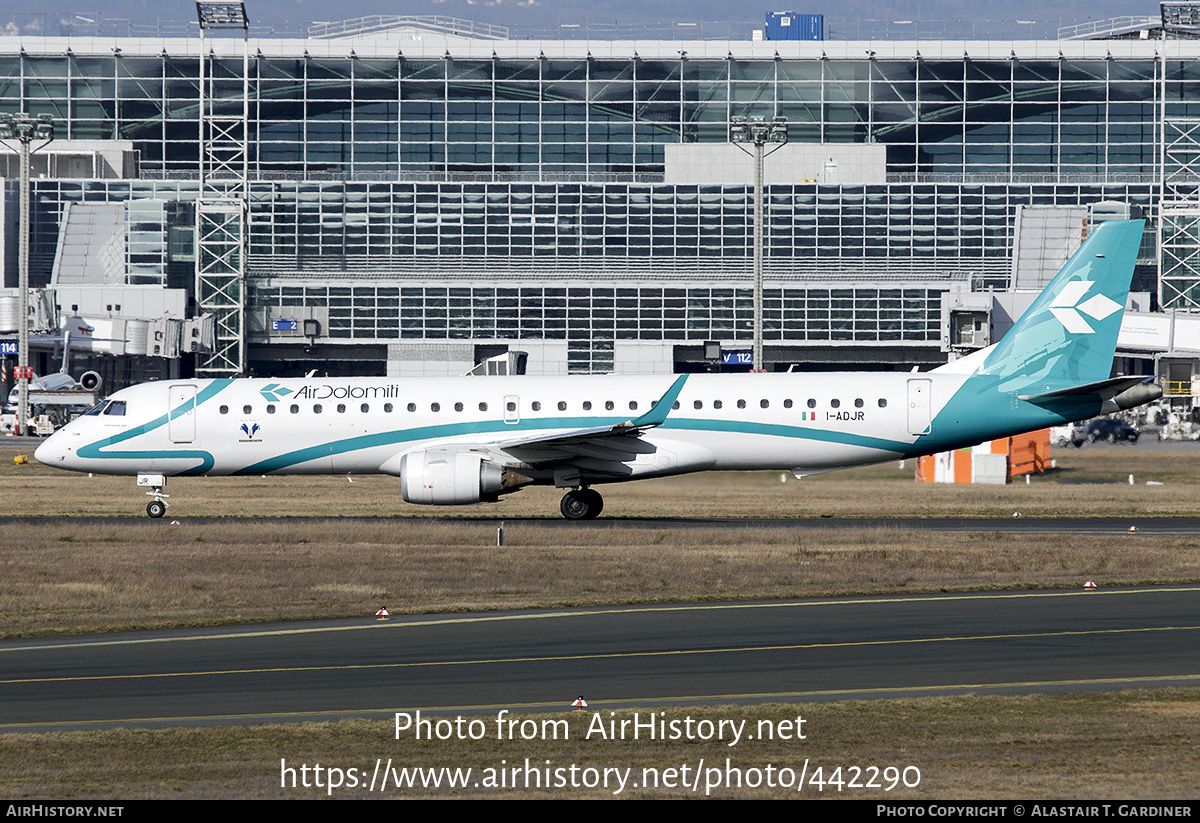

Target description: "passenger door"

left=168, top=384, right=197, bottom=443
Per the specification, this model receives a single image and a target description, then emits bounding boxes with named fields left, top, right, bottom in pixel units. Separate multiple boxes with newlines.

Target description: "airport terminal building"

left=1, top=9, right=1198, bottom=402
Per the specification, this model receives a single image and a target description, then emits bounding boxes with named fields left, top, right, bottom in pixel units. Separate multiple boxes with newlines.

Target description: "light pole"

left=0, top=113, right=53, bottom=435
left=729, top=115, right=788, bottom=371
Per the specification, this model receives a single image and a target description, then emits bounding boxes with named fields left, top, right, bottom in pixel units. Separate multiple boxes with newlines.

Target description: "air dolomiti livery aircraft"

left=36, top=219, right=1160, bottom=519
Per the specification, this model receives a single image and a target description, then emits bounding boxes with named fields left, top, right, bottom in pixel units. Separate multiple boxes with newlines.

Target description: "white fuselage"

left=34, top=371, right=972, bottom=483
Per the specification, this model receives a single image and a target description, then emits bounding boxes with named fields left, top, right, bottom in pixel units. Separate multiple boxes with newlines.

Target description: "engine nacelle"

left=79, top=371, right=102, bottom=391
left=1101, top=382, right=1163, bottom=414
left=399, top=449, right=519, bottom=505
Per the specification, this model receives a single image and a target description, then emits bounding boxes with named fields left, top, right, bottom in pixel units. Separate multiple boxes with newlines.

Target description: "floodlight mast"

left=729, top=115, right=788, bottom=371
left=196, top=1, right=249, bottom=29
left=0, top=113, right=53, bottom=436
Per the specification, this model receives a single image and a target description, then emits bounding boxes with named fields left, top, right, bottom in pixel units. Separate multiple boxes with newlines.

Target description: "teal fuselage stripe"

left=71, top=375, right=1097, bottom=477
left=235, top=414, right=913, bottom=475
left=76, top=380, right=231, bottom=475
left=663, top=418, right=910, bottom=452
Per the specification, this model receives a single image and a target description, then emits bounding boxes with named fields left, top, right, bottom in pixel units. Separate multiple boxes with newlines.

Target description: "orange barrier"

left=916, top=429, right=1050, bottom=485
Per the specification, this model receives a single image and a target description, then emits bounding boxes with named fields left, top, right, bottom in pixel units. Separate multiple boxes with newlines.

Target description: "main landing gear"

left=560, top=487, right=603, bottom=520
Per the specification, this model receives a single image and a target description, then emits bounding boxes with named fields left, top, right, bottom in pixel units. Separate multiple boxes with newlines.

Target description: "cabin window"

left=532, top=401, right=541, bottom=411
left=290, top=404, right=299, bottom=414
left=831, top=399, right=841, bottom=409
left=760, top=399, right=769, bottom=409
left=314, top=404, right=323, bottom=414
left=219, top=405, right=229, bottom=415
left=361, top=403, right=369, bottom=413
left=479, top=402, right=488, bottom=412
left=672, top=401, right=680, bottom=410
left=783, top=399, right=793, bottom=409
left=878, top=398, right=887, bottom=408
left=694, top=400, right=703, bottom=410
left=737, top=399, right=746, bottom=409
left=267, top=404, right=276, bottom=415
left=583, top=401, right=592, bottom=410
left=105, top=401, right=127, bottom=416
left=807, top=398, right=816, bottom=409
left=713, top=400, right=723, bottom=410
left=558, top=401, right=567, bottom=411
left=336, top=404, right=346, bottom=413
left=243, top=405, right=252, bottom=415
left=605, top=401, right=614, bottom=411
left=431, top=403, right=440, bottom=412
left=407, top=403, right=416, bottom=412
left=384, top=403, right=393, bottom=413
left=854, top=398, right=864, bottom=408
left=454, top=402, right=464, bottom=412
left=629, top=401, right=638, bottom=411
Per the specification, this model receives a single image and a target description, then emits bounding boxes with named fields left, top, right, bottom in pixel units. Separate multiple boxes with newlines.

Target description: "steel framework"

left=1158, top=1, right=1200, bottom=313
left=195, top=1, right=249, bottom=375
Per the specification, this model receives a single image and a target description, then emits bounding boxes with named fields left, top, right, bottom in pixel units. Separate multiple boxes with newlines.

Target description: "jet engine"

left=79, top=371, right=102, bottom=391
left=399, top=449, right=529, bottom=505
left=1101, top=382, right=1163, bottom=414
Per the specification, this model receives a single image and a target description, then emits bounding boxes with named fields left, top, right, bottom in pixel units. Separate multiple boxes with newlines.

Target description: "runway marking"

left=3, top=624, right=1198, bottom=686
left=4, top=672, right=1200, bottom=730
left=3, top=585, right=1198, bottom=655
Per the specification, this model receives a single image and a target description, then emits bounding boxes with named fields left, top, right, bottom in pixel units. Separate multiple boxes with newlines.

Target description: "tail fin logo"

left=1048, top=280, right=1121, bottom=335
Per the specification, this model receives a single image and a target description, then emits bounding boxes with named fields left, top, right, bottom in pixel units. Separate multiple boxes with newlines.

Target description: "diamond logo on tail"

left=1047, top=281, right=1121, bottom=334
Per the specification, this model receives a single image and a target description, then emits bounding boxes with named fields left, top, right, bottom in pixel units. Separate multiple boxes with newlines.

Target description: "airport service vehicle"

left=1072, top=418, right=1140, bottom=446
left=35, top=219, right=1161, bottom=519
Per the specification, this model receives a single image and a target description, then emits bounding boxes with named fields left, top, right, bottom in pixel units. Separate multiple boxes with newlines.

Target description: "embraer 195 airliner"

left=36, top=219, right=1161, bottom=519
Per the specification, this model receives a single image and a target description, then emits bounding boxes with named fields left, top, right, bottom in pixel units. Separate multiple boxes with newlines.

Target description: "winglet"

left=630, top=374, right=689, bottom=429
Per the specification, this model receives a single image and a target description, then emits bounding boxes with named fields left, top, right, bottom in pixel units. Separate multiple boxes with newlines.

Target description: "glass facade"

left=1, top=35, right=1192, bottom=371
left=0, top=51, right=1190, bottom=179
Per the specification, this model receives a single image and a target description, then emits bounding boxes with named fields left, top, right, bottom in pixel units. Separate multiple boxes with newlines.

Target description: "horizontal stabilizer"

left=1019, top=376, right=1161, bottom=413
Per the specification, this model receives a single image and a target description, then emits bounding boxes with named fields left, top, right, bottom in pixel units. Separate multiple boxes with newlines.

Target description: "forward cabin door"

left=168, top=384, right=197, bottom=443
left=906, top=378, right=932, bottom=436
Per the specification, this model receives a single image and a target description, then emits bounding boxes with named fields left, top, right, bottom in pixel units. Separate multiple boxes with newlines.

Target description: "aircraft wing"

left=377, top=376, right=691, bottom=482
left=493, top=374, right=688, bottom=464
left=499, top=420, right=655, bottom=451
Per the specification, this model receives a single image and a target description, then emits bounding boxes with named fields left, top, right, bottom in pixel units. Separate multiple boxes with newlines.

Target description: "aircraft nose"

left=34, top=433, right=65, bottom=466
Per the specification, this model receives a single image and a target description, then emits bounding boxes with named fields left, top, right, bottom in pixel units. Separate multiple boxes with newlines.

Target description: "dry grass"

left=3, top=444, right=1200, bottom=637
left=2, top=692, right=1197, bottom=798
left=3, top=446, right=1198, bottom=800
left=5, top=444, right=1200, bottom=520
left=2, top=520, right=1198, bottom=638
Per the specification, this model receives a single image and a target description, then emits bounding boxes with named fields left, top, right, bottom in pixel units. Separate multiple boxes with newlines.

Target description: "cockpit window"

left=82, top=400, right=110, bottom=417
left=104, top=401, right=127, bottom=417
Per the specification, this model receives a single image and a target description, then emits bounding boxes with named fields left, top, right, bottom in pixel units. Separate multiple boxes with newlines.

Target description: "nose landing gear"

left=560, top=487, right=603, bottom=520
left=138, top=473, right=170, bottom=519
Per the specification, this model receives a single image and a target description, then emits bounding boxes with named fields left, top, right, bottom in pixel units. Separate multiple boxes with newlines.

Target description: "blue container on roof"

left=764, top=12, right=823, bottom=41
